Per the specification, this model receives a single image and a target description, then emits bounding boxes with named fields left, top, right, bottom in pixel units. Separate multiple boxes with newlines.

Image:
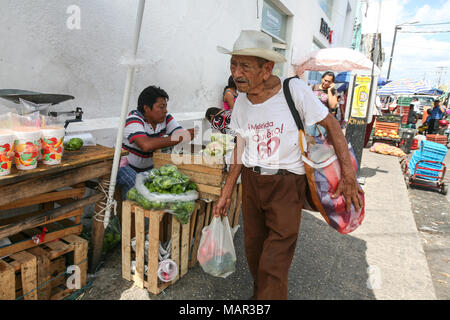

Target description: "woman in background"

left=223, top=76, right=238, bottom=111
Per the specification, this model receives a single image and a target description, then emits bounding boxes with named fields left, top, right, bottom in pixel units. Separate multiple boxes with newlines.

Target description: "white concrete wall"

left=1, top=0, right=357, bottom=143
left=0, top=0, right=259, bottom=118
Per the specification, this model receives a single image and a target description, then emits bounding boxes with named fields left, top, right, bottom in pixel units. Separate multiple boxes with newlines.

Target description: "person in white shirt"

left=214, top=30, right=363, bottom=300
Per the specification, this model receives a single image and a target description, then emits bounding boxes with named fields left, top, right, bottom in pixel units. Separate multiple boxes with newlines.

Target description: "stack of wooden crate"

left=120, top=149, right=242, bottom=295
left=0, top=234, right=88, bottom=300
left=0, top=185, right=89, bottom=300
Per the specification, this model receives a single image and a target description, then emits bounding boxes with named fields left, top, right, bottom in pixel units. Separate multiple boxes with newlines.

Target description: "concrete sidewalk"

left=81, top=148, right=437, bottom=300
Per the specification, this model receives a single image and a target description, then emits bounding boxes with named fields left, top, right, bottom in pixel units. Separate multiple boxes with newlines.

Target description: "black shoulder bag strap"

left=283, top=76, right=304, bottom=131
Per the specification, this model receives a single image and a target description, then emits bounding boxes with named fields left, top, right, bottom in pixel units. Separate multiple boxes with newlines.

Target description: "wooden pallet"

left=0, top=234, right=88, bottom=300
left=153, top=150, right=226, bottom=201
left=121, top=201, right=194, bottom=295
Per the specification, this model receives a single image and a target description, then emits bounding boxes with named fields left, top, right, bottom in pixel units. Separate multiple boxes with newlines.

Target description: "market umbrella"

left=103, top=0, right=146, bottom=228
left=335, top=71, right=352, bottom=83
left=377, top=77, right=390, bottom=87
left=377, top=79, right=431, bottom=96
left=416, top=88, right=443, bottom=95
left=294, top=47, right=380, bottom=77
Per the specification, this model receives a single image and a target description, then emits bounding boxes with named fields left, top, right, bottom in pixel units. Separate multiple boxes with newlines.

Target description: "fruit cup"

left=13, top=128, right=41, bottom=170
left=0, top=130, right=15, bottom=176
left=40, top=127, right=65, bottom=165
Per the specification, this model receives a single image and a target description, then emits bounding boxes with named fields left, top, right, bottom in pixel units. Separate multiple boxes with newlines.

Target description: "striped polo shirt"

left=122, top=110, right=183, bottom=170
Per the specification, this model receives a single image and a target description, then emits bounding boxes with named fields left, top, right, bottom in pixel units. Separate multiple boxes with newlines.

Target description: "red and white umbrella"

left=294, top=47, right=380, bottom=77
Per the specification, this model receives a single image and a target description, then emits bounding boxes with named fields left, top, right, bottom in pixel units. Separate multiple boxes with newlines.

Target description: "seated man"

left=117, top=85, right=195, bottom=198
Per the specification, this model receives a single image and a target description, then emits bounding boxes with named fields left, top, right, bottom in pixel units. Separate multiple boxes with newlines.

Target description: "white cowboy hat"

left=217, top=30, right=287, bottom=63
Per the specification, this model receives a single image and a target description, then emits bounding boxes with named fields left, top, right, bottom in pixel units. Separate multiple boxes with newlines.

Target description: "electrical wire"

left=399, top=30, right=450, bottom=33
left=409, top=22, right=450, bottom=27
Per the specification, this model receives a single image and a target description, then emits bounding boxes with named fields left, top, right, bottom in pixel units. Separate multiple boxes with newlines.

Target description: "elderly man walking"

left=213, top=30, right=364, bottom=300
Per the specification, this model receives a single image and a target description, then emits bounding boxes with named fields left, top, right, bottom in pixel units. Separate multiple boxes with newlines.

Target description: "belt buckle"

left=259, top=167, right=278, bottom=175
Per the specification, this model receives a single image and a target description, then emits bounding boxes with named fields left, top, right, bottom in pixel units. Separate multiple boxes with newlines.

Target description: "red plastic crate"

left=400, top=106, right=410, bottom=116
left=426, top=134, right=448, bottom=145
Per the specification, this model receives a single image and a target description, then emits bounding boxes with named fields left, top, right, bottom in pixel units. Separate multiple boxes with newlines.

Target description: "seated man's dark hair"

left=205, top=107, right=223, bottom=120
left=137, top=85, right=169, bottom=114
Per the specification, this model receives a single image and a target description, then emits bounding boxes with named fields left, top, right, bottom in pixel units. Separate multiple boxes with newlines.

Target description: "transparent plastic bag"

left=197, top=216, right=236, bottom=278
left=0, top=112, right=13, bottom=129
left=130, top=166, right=199, bottom=224
left=17, top=98, right=51, bottom=116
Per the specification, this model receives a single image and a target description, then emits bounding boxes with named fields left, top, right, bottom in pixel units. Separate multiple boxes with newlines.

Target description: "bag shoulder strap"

left=283, top=76, right=304, bottom=131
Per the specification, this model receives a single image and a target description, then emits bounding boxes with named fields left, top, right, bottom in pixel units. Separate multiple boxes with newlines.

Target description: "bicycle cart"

left=402, top=140, right=448, bottom=195
left=405, top=159, right=447, bottom=195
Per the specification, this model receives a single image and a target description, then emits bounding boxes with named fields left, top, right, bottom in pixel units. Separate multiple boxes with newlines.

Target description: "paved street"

left=80, top=147, right=438, bottom=300
left=405, top=143, right=450, bottom=299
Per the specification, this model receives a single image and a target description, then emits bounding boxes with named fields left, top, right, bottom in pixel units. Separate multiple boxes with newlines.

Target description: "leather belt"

left=250, top=166, right=293, bottom=175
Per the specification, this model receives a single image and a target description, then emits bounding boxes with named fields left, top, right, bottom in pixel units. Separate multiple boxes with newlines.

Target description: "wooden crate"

left=374, top=121, right=400, bottom=134
left=188, top=183, right=242, bottom=269
left=121, top=201, right=197, bottom=295
left=0, top=234, right=88, bottom=300
left=0, top=186, right=85, bottom=258
left=153, top=150, right=226, bottom=201
left=426, top=134, right=448, bottom=145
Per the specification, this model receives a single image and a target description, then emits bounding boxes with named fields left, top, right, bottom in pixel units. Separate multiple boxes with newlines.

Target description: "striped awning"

left=377, top=79, right=431, bottom=96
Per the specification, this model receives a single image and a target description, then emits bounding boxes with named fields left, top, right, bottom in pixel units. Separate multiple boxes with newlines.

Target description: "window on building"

left=261, top=0, right=289, bottom=76
left=319, top=0, right=334, bottom=20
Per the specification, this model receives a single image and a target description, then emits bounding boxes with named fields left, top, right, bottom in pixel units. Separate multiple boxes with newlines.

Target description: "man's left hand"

left=332, top=175, right=364, bottom=212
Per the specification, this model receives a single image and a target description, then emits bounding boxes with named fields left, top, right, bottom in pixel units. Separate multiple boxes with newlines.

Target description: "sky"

left=361, top=0, right=450, bottom=88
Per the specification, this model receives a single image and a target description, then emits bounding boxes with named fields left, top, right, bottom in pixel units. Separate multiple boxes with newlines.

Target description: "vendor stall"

left=120, top=135, right=242, bottom=295
left=0, top=144, right=124, bottom=299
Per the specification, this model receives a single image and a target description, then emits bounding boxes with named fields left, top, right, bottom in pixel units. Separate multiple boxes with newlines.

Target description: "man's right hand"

left=213, top=195, right=231, bottom=217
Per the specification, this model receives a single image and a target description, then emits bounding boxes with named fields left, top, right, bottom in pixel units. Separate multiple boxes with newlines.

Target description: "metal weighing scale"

left=0, top=89, right=83, bottom=129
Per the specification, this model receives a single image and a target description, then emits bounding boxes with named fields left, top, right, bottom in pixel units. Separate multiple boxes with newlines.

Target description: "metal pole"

left=386, top=25, right=399, bottom=81
left=103, top=0, right=146, bottom=228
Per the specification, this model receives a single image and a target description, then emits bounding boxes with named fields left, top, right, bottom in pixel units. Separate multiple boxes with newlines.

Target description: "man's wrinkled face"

left=230, top=55, right=269, bottom=93
left=144, top=97, right=167, bottom=123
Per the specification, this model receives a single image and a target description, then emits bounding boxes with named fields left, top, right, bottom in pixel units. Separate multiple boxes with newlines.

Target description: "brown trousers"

left=241, top=167, right=307, bottom=300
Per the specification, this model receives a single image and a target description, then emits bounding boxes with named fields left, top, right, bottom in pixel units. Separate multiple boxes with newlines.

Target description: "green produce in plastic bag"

left=154, top=175, right=182, bottom=190
left=170, top=184, right=185, bottom=194
left=186, top=181, right=198, bottom=191
left=136, top=193, right=152, bottom=210
left=148, top=168, right=161, bottom=179
left=126, top=187, right=139, bottom=201
left=159, top=164, right=178, bottom=176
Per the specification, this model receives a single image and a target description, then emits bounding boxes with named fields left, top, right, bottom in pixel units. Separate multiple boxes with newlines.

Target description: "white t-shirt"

left=411, top=100, right=420, bottom=113
left=229, top=76, right=329, bottom=175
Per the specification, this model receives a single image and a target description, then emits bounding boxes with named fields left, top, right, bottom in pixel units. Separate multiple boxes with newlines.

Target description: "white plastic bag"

left=197, top=216, right=236, bottom=278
